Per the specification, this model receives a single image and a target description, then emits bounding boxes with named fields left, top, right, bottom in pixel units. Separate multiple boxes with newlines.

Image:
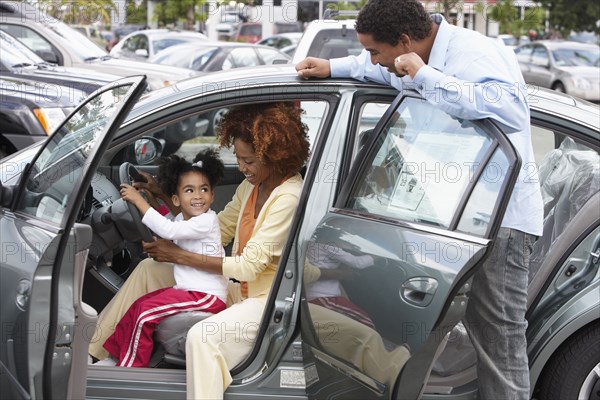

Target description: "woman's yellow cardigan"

left=218, top=173, right=303, bottom=299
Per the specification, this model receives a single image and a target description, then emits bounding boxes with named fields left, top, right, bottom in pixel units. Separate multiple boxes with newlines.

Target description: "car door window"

left=348, top=98, right=495, bottom=232
left=256, top=47, right=285, bottom=64
left=0, top=24, right=55, bottom=56
left=529, top=124, right=600, bottom=272
left=224, top=47, right=260, bottom=69
left=15, top=85, right=136, bottom=224
left=515, top=44, right=533, bottom=63
left=531, top=46, right=549, bottom=66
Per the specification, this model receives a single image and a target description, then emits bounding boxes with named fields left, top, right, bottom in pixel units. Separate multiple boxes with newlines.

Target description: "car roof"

left=124, top=64, right=599, bottom=134
left=521, top=40, right=600, bottom=50
left=121, top=29, right=208, bottom=40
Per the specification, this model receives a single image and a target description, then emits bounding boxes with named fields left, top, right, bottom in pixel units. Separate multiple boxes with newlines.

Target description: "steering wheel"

left=119, top=162, right=155, bottom=242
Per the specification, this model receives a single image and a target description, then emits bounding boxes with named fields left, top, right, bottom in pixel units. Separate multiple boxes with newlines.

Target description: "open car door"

left=0, top=76, right=146, bottom=399
left=299, top=93, right=521, bottom=399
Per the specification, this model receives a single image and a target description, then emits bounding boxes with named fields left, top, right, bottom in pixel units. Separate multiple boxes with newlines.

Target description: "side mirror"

left=0, top=180, right=15, bottom=208
left=35, top=50, right=59, bottom=64
left=134, top=136, right=163, bottom=165
left=135, top=49, right=149, bottom=58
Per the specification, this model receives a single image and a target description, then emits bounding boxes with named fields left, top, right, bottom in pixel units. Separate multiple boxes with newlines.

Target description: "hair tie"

left=192, top=161, right=203, bottom=168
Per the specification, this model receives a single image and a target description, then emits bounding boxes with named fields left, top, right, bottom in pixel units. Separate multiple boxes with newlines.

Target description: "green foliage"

left=487, top=0, right=545, bottom=38
left=153, top=0, right=206, bottom=29
left=35, top=0, right=115, bottom=25
left=125, top=0, right=147, bottom=25
left=537, top=0, right=600, bottom=36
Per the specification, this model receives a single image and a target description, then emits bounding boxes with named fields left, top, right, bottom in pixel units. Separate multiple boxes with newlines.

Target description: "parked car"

left=0, top=1, right=198, bottom=90
left=235, top=22, right=262, bottom=43
left=0, top=74, right=87, bottom=158
left=71, top=24, right=107, bottom=49
left=215, top=10, right=244, bottom=40
left=149, top=41, right=291, bottom=72
left=0, top=30, right=119, bottom=94
left=0, top=65, right=598, bottom=400
left=292, top=18, right=363, bottom=63
left=495, top=34, right=530, bottom=49
left=514, top=40, right=600, bottom=102
left=0, top=30, right=120, bottom=157
left=257, top=32, right=303, bottom=49
left=109, top=28, right=208, bottom=62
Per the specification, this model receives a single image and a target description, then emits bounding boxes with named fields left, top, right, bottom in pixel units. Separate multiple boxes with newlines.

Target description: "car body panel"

left=0, top=65, right=598, bottom=400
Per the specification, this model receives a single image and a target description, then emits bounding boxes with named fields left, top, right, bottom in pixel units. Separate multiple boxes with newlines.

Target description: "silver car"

left=0, top=2, right=198, bottom=90
left=109, top=29, right=209, bottom=62
left=0, top=66, right=598, bottom=400
left=514, top=40, right=600, bottom=102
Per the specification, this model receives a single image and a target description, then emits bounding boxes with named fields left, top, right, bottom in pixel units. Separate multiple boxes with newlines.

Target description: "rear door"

left=0, top=76, right=146, bottom=399
left=300, top=93, right=521, bottom=398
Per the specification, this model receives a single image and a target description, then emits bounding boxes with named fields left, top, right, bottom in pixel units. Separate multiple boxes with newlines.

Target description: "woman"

left=88, top=102, right=310, bottom=399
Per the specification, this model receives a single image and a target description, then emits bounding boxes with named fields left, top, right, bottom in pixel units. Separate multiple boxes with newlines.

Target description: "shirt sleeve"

left=222, top=192, right=299, bottom=282
left=330, top=49, right=392, bottom=86
left=412, top=56, right=529, bottom=133
left=142, top=208, right=214, bottom=240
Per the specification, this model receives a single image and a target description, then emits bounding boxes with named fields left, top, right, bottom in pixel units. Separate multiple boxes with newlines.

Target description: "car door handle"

left=401, top=277, right=438, bottom=307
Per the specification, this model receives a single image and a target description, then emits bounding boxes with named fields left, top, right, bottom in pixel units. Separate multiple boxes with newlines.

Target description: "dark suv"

left=0, top=74, right=86, bottom=157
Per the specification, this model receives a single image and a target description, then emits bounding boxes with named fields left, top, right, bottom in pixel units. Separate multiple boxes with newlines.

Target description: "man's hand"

left=393, top=52, right=425, bottom=79
left=295, top=57, right=331, bottom=79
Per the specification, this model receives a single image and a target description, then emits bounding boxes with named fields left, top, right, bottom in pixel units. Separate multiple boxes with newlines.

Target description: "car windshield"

left=502, top=36, right=529, bottom=46
left=307, top=29, right=364, bottom=59
left=152, top=45, right=218, bottom=69
left=552, top=47, right=600, bottom=67
left=240, top=24, right=261, bottom=36
left=1, top=32, right=45, bottom=66
left=153, top=38, right=195, bottom=54
left=43, top=18, right=107, bottom=60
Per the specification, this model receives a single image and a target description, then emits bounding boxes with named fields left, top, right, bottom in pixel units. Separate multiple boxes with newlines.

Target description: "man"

left=295, top=0, right=543, bottom=398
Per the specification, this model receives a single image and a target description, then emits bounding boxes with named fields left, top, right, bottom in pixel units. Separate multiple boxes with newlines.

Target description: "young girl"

left=101, top=149, right=228, bottom=367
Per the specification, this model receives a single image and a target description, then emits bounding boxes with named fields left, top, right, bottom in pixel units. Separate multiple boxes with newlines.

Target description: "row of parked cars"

left=0, top=2, right=599, bottom=399
left=0, top=1, right=297, bottom=158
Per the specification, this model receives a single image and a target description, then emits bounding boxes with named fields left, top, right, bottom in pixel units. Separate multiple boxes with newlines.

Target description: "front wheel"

left=538, top=322, right=600, bottom=400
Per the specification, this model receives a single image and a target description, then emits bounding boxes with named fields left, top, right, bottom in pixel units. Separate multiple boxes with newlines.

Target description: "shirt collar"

left=428, top=14, right=452, bottom=71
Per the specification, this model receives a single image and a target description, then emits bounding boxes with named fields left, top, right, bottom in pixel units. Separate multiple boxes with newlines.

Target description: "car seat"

left=529, top=137, right=599, bottom=280
left=152, top=311, right=214, bottom=366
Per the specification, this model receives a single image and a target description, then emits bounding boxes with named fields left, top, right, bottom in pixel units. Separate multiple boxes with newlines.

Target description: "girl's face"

left=172, top=171, right=214, bottom=220
left=233, top=138, right=270, bottom=186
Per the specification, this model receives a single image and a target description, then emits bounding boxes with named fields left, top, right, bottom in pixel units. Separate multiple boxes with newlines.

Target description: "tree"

left=35, top=0, right=116, bottom=25
left=536, top=0, right=600, bottom=37
left=486, top=0, right=545, bottom=41
left=125, top=0, right=147, bottom=25
left=152, top=0, right=206, bottom=30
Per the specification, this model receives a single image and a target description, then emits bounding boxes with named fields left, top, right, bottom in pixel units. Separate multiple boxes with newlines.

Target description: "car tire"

left=538, top=322, right=600, bottom=400
left=552, top=82, right=566, bottom=93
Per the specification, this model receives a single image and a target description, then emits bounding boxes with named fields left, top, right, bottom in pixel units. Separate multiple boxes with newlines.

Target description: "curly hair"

left=216, top=102, right=310, bottom=177
left=355, top=0, right=432, bottom=45
left=157, top=149, right=225, bottom=196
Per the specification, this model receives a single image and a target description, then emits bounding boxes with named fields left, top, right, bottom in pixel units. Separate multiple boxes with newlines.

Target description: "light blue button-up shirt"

left=330, top=14, right=543, bottom=236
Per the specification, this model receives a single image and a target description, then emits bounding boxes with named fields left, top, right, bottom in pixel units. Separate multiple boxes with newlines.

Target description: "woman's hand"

left=143, top=238, right=182, bottom=263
